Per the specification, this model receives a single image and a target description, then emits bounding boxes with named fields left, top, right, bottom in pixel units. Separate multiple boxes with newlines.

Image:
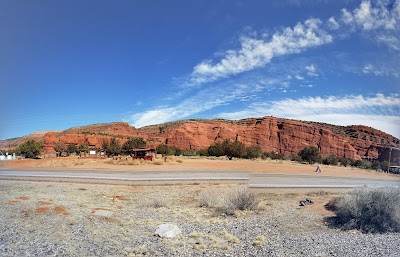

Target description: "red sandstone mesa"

left=2, top=118, right=399, bottom=163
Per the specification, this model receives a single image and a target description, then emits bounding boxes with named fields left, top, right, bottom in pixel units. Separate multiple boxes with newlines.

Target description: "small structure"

left=131, top=148, right=157, bottom=161
left=388, top=166, right=400, bottom=174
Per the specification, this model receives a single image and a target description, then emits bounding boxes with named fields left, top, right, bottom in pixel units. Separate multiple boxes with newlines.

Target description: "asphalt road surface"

left=0, top=169, right=398, bottom=188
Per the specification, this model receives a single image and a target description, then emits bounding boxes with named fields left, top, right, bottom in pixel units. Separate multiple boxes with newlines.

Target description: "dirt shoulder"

left=1, top=157, right=398, bottom=180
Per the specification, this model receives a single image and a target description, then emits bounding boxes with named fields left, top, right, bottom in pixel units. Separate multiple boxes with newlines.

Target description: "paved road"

left=0, top=169, right=398, bottom=188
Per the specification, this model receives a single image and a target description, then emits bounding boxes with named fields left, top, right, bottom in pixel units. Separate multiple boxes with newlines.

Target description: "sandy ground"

left=1, top=156, right=398, bottom=180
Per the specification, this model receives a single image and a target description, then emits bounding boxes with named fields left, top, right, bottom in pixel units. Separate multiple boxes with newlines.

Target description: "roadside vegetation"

left=325, top=186, right=400, bottom=233
left=7, top=138, right=396, bottom=173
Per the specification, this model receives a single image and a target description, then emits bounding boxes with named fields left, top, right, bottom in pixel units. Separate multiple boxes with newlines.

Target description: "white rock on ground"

left=93, top=210, right=114, bottom=218
left=154, top=224, right=181, bottom=238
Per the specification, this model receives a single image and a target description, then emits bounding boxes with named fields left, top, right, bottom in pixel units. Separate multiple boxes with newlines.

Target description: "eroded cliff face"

left=6, top=118, right=399, bottom=162
left=139, top=117, right=360, bottom=160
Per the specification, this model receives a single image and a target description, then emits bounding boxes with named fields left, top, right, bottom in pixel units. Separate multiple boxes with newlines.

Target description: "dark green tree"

left=77, top=143, right=89, bottom=155
left=66, top=144, right=77, bottom=155
left=223, top=140, right=247, bottom=159
left=156, top=144, right=168, bottom=155
left=106, top=138, right=121, bottom=156
left=17, top=140, right=43, bottom=158
left=122, top=137, right=146, bottom=154
left=298, top=146, right=321, bottom=164
left=207, top=142, right=224, bottom=157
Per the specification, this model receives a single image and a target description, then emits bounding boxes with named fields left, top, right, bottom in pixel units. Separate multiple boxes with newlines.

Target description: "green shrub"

left=326, top=187, right=400, bottom=233
left=298, top=146, right=321, bottom=164
left=122, top=137, right=146, bottom=154
left=322, top=154, right=339, bottom=166
left=246, top=146, right=262, bottom=159
left=339, top=157, right=352, bottom=167
left=197, top=149, right=209, bottom=156
left=380, top=161, right=390, bottom=172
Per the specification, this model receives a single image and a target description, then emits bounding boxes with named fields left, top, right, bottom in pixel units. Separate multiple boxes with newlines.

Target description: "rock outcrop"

left=2, top=117, right=399, bottom=163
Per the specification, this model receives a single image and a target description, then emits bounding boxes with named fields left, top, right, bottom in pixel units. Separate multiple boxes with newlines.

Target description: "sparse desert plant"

left=253, top=235, right=266, bottom=246
left=198, top=191, right=220, bottom=208
left=153, top=160, right=164, bottom=165
left=218, top=187, right=259, bottom=215
left=176, top=159, right=183, bottom=163
left=326, top=186, right=400, bottom=233
left=148, top=198, right=167, bottom=208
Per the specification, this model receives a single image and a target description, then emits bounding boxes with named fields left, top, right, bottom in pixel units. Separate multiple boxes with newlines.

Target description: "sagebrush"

left=326, top=186, right=400, bottom=233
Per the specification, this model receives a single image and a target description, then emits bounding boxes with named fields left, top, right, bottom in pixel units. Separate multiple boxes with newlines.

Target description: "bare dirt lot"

left=1, top=180, right=399, bottom=257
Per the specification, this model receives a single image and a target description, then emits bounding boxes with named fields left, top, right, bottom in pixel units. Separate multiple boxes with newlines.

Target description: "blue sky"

left=0, top=0, right=399, bottom=140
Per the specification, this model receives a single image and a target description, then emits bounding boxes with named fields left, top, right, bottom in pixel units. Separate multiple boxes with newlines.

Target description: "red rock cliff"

left=5, top=118, right=399, bottom=162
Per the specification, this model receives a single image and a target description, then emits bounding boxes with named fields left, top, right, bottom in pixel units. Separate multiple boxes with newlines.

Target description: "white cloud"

left=341, top=0, right=398, bottom=30
left=362, top=63, right=399, bottom=77
left=126, top=82, right=259, bottom=128
left=184, top=1, right=399, bottom=87
left=376, top=34, right=400, bottom=50
left=188, top=18, right=332, bottom=86
left=305, top=64, right=318, bottom=76
left=218, top=94, right=400, bottom=138
left=328, top=17, right=340, bottom=30
left=295, top=75, right=304, bottom=80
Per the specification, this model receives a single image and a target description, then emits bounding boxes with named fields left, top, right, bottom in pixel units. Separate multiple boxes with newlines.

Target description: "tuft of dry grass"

left=217, top=187, right=260, bottom=215
left=252, top=235, right=266, bottom=246
left=148, top=198, right=167, bottom=208
left=153, top=160, right=164, bottom=165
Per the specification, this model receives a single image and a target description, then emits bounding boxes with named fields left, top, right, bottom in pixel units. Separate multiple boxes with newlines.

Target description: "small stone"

left=154, top=224, right=181, bottom=238
left=93, top=210, right=114, bottom=218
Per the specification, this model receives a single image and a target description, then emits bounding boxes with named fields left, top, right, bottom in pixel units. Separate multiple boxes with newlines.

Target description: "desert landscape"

left=1, top=157, right=399, bottom=256
left=2, top=1, right=400, bottom=256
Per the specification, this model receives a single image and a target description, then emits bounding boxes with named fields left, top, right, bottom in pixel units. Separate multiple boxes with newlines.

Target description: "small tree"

left=66, top=144, right=77, bottom=156
left=17, top=140, right=43, bottom=158
left=156, top=144, right=168, bottom=155
left=78, top=143, right=89, bottom=155
left=107, top=138, right=121, bottom=156
left=381, top=161, right=390, bottom=172
left=122, top=137, right=146, bottom=155
left=54, top=142, right=66, bottom=157
left=222, top=140, right=247, bottom=160
left=298, top=146, right=321, bottom=164
left=207, top=143, right=224, bottom=157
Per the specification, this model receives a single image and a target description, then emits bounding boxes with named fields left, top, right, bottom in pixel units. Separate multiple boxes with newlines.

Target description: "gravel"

left=0, top=180, right=399, bottom=257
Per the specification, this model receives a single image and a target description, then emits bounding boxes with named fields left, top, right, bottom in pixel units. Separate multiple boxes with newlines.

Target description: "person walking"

left=315, top=164, right=322, bottom=172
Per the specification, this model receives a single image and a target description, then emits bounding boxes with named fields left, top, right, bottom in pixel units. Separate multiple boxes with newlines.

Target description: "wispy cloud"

left=217, top=94, right=400, bottom=137
left=305, top=64, right=318, bottom=77
left=126, top=81, right=261, bottom=128
left=186, top=0, right=399, bottom=87
left=187, top=18, right=332, bottom=86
